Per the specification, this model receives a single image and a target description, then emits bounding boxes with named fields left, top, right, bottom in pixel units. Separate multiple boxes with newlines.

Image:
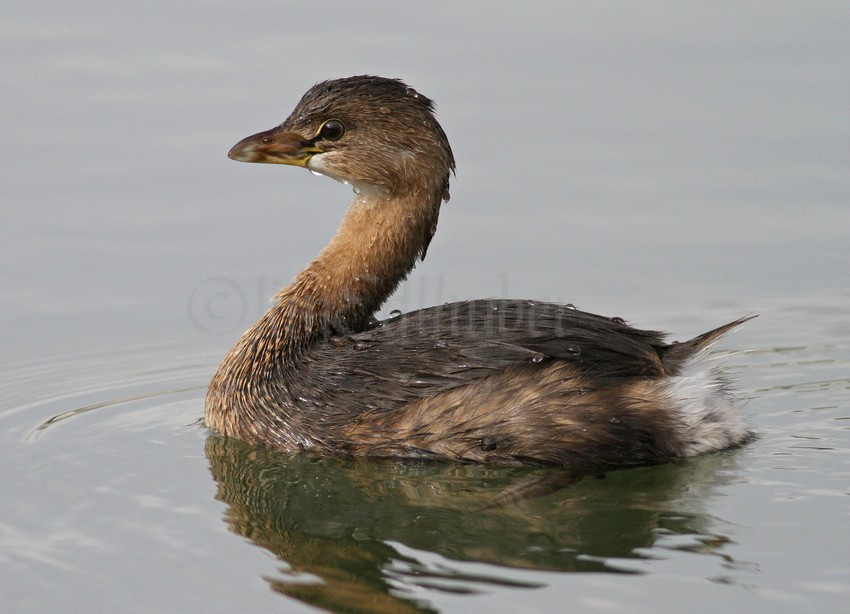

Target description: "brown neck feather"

left=211, top=189, right=440, bottom=390
left=206, top=176, right=446, bottom=445
left=285, top=189, right=438, bottom=340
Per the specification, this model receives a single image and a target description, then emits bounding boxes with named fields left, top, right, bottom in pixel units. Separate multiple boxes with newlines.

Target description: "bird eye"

left=318, top=119, right=345, bottom=141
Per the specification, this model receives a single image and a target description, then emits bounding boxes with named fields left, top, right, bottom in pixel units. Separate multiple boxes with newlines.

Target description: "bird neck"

left=205, top=189, right=440, bottom=443
left=266, top=188, right=441, bottom=355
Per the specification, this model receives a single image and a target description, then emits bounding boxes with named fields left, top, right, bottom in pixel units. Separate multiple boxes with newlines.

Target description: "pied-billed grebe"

left=205, top=75, right=754, bottom=466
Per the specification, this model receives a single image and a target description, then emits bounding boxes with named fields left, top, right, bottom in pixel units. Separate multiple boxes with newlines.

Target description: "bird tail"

left=661, top=314, right=757, bottom=374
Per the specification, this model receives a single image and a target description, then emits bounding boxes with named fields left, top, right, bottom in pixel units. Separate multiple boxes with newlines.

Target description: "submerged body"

left=206, top=76, right=753, bottom=466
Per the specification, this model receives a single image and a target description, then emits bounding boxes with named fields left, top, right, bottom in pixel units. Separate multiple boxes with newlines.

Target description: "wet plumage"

left=205, top=75, right=754, bottom=466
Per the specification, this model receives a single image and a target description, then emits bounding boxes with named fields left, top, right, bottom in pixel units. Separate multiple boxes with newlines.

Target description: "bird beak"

left=227, top=127, right=320, bottom=167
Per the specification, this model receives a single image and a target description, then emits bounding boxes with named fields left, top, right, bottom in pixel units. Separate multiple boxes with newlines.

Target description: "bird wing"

left=288, top=300, right=670, bottom=416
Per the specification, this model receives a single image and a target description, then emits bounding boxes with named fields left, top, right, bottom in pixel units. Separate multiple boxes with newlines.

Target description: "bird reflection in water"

left=205, top=435, right=747, bottom=612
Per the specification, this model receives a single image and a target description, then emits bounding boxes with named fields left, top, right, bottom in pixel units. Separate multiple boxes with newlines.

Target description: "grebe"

left=205, top=76, right=753, bottom=466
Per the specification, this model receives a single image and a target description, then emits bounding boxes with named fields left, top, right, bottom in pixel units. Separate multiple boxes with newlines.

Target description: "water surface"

left=2, top=2, right=849, bottom=612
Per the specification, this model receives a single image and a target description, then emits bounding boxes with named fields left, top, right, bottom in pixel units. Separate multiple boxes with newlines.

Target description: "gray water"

left=2, top=2, right=849, bottom=612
